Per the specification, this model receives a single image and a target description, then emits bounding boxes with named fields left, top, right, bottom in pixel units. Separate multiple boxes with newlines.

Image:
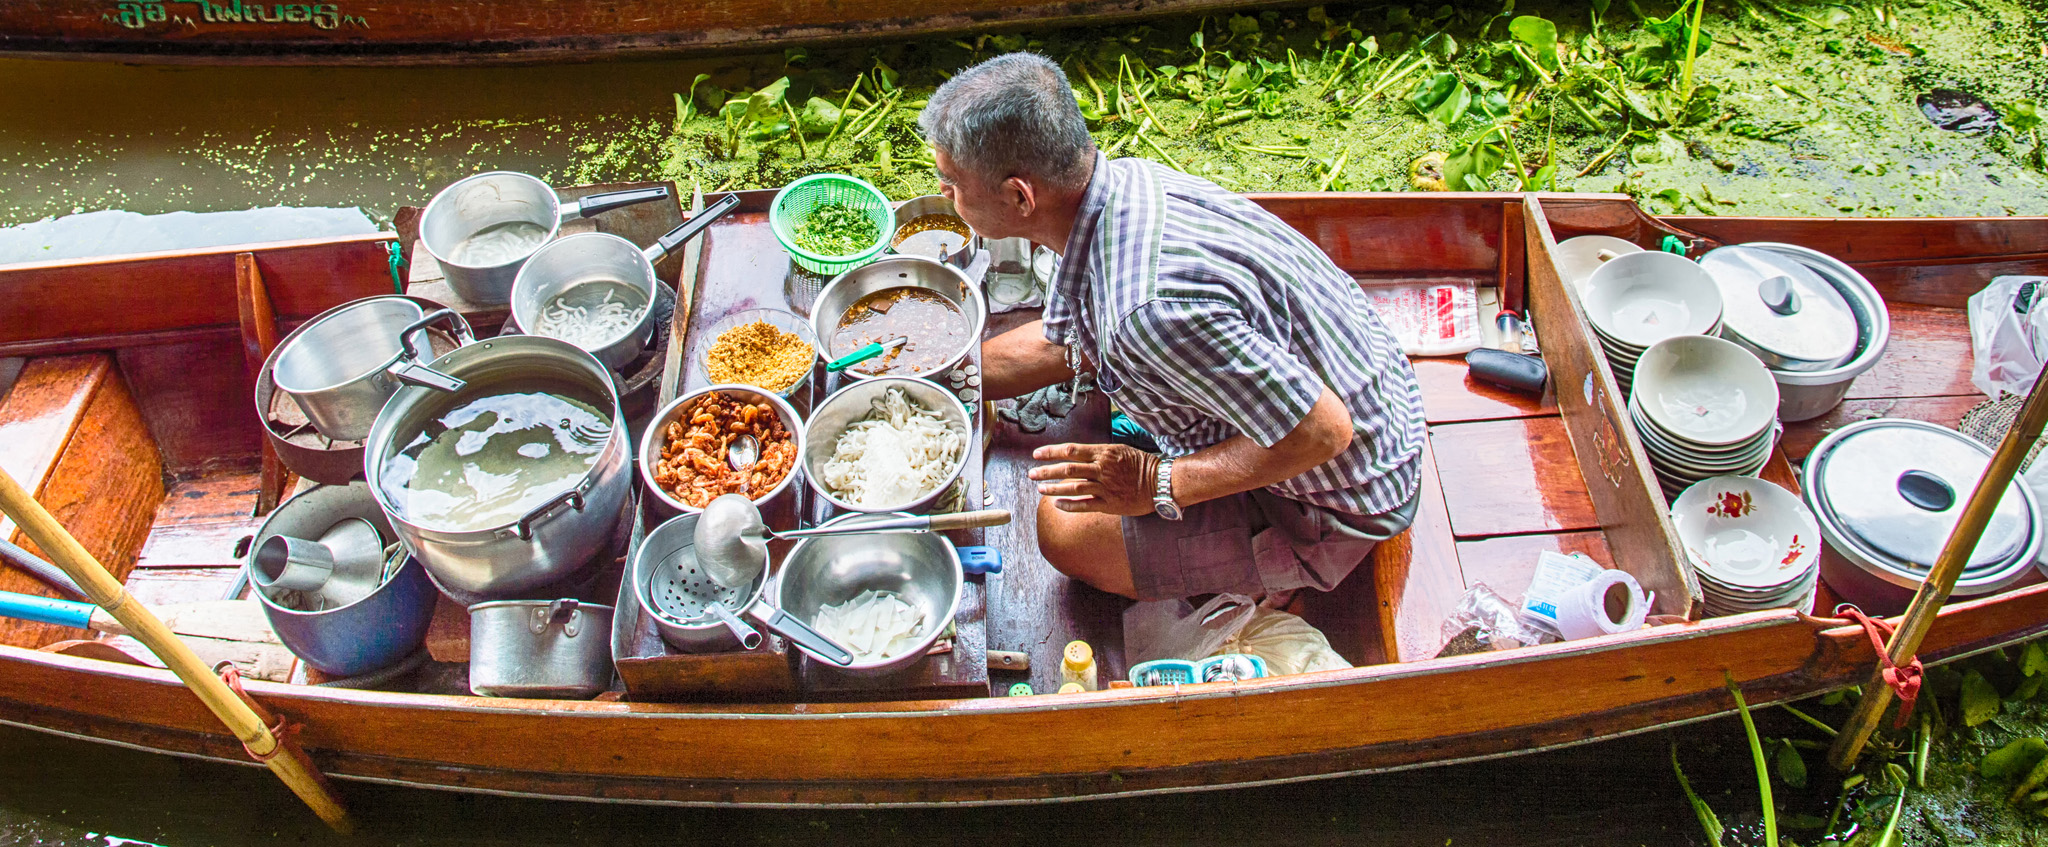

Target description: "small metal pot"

left=419, top=172, right=670, bottom=306
left=467, top=598, right=614, bottom=699
left=889, top=194, right=978, bottom=268
left=270, top=298, right=472, bottom=443
left=1744, top=243, right=1892, bottom=422
left=509, top=194, right=738, bottom=371
left=803, top=376, right=970, bottom=514
left=810, top=255, right=986, bottom=381
left=776, top=511, right=963, bottom=676
left=364, top=335, right=632, bottom=597
left=249, top=482, right=437, bottom=677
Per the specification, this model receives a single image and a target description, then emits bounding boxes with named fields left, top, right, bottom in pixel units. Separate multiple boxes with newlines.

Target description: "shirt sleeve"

left=1111, top=299, right=1325, bottom=448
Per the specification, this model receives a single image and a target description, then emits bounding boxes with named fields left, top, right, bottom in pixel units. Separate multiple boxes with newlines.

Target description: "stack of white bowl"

left=1582, top=251, right=1725, bottom=393
left=1629, top=335, right=1782, bottom=500
left=1670, top=476, right=1822, bottom=616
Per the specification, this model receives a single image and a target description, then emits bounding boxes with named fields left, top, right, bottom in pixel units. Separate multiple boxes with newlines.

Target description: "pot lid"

left=1701, top=246, right=1858, bottom=367
left=1810, top=420, right=2031, bottom=571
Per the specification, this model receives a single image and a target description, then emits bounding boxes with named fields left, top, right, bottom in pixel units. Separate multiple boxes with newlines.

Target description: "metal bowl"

left=810, top=255, right=986, bottom=381
left=638, top=384, right=806, bottom=516
left=775, top=511, right=963, bottom=676
left=697, top=307, right=818, bottom=399
left=889, top=194, right=978, bottom=267
left=803, top=376, right=971, bottom=513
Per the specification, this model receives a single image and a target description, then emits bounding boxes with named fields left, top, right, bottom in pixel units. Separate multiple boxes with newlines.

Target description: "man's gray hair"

left=919, top=53, right=1096, bottom=191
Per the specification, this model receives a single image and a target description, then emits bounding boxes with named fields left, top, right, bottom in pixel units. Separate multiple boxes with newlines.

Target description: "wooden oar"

left=1827, top=374, right=2048, bottom=770
left=0, top=466, right=353, bottom=832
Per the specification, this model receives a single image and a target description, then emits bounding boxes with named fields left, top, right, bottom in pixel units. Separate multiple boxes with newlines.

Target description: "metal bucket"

left=364, top=335, right=632, bottom=598
left=418, top=172, right=669, bottom=306
left=248, top=482, right=437, bottom=677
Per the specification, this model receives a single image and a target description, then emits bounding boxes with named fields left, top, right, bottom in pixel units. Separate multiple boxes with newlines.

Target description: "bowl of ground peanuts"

left=700, top=308, right=819, bottom=399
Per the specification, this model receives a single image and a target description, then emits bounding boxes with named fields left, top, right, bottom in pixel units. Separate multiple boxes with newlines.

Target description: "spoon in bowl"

left=693, top=493, right=1011, bottom=589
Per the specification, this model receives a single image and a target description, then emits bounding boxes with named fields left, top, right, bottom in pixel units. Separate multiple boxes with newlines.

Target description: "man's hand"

left=1027, top=443, right=1160, bottom=516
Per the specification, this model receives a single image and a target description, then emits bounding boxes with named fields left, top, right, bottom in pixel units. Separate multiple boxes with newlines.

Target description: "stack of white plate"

left=1670, top=476, right=1822, bottom=616
left=1583, top=251, right=1725, bottom=393
left=1630, top=335, right=1782, bottom=500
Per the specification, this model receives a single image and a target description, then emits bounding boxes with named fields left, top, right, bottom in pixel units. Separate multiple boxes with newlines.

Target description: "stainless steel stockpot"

left=418, top=172, right=668, bottom=306
left=270, top=298, right=471, bottom=443
left=363, top=335, right=631, bottom=597
left=467, top=598, right=615, bottom=699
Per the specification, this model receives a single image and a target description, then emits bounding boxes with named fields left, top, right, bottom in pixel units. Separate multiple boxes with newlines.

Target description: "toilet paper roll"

left=1554, top=569, right=1650, bottom=640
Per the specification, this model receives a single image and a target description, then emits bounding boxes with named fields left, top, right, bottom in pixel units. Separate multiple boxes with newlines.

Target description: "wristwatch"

left=1152, top=456, right=1183, bottom=521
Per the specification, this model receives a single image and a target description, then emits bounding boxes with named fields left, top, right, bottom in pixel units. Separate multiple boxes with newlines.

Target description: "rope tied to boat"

left=385, top=241, right=406, bottom=294
left=218, top=663, right=295, bottom=763
left=1837, top=605, right=1923, bottom=728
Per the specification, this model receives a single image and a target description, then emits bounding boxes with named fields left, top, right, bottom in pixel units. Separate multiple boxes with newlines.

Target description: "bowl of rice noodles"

left=803, top=377, right=971, bottom=513
left=775, top=510, right=964, bottom=675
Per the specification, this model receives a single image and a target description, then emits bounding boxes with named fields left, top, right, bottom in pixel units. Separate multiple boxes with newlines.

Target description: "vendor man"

left=920, top=53, right=1426, bottom=601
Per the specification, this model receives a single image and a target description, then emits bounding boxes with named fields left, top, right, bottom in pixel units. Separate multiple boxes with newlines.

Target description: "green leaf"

left=676, top=73, right=713, bottom=125
left=1408, top=72, right=1471, bottom=125
left=1508, top=15, right=1560, bottom=70
left=1444, top=136, right=1504, bottom=191
left=1821, top=689, right=1847, bottom=706
left=1225, top=61, right=1257, bottom=92
left=1981, top=737, right=2048, bottom=780
left=2004, top=100, right=2044, bottom=135
left=1673, top=744, right=1726, bottom=847
left=746, top=77, right=792, bottom=124
left=1228, top=13, right=1260, bottom=35
left=1190, top=31, right=1205, bottom=52
left=718, top=97, right=750, bottom=128
left=1784, top=813, right=1829, bottom=830
left=873, top=61, right=900, bottom=92
left=2014, top=673, right=2046, bottom=702
left=1962, top=668, right=2002, bottom=727
left=797, top=96, right=842, bottom=134
left=694, top=80, right=729, bottom=115
left=1776, top=739, right=1809, bottom=789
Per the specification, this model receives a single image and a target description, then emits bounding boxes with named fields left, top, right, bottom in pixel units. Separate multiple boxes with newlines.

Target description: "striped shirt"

left=1043, top=153, right=1425, bottom=516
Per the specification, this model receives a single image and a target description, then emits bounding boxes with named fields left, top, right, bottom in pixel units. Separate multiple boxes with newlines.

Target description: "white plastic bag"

left=1122, top=594, right=1258, bottom=666
left=1217, top=607, right=1352, bottom=675
left=1967, top=276, right=2048, bottom=398
left=1357, top=280, right=1482, bottom=356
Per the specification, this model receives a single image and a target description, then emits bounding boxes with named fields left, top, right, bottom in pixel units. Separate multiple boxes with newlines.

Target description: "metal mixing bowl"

left=775, top=512, right=963, bottom=676
left=810, top=255, right=986, bottom=381
left=639, top=384, right=807, bottom=516
left=802, top=376, right=970, bottom=513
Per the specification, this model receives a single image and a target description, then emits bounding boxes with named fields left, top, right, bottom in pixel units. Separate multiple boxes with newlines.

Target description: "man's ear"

left=1005, top=176, right=1037, bottom=217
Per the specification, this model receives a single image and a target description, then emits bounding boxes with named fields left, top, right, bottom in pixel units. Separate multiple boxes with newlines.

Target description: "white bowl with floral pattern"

left=1670, top=475, right=1820, bottom=594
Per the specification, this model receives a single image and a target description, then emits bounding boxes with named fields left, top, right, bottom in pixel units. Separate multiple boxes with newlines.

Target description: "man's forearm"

left=982, top=319, right=1077, bottom=401
left=1168, top=386, right=1354, bottom=506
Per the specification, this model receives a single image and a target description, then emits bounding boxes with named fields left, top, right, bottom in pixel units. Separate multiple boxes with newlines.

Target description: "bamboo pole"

left=1828, top=375, right=2048, bottom=770
left=0, top=467, right=353, bottom=832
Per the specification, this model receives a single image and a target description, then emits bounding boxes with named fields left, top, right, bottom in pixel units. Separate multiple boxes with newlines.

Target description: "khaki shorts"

left=1121, top=488, right=1419, bottom=601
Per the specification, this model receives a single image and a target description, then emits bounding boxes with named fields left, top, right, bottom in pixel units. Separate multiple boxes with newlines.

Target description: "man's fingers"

left=1026, top=462, right=1101, bottom=482
left=1050, top=495, right=1106, bottom=513
left=1036, top=480, right=1108, bottom=498
left=1031, top=442, right=1106, bottom=463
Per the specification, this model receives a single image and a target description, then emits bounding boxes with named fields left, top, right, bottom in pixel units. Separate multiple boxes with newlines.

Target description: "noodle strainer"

left=632, top=512, right=855, bottom=664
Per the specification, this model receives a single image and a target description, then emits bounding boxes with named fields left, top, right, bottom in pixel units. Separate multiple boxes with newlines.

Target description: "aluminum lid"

left=1809, top=419, right=2031, bottom=572
left=1702, top=246, right=1859, bottom=369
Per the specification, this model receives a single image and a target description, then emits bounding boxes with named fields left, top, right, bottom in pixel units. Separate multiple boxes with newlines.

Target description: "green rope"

left=386, top=240, right=405, bottom=294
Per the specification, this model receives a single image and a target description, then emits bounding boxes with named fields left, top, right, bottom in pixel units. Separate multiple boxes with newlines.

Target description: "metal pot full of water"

left=364, top=335, right=632, bottom=597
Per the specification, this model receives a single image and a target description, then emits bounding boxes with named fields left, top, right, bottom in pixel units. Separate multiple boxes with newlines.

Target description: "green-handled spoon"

left=825, top=336, right=908, bottom=373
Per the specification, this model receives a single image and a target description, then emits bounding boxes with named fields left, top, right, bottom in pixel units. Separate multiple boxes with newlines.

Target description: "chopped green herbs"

left=794, top=202, right=879, bottom=256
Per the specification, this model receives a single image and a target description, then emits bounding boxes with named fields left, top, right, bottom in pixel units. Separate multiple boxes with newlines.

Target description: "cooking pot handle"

left=389, top=309, right=469, bottom=393
left=512, top=488, right=586, bottom=541
left=533, top=598, right=583, bottom=636
left=641, top=193, right=741, bottom=264
left=561, top=186, right=671, bottom=223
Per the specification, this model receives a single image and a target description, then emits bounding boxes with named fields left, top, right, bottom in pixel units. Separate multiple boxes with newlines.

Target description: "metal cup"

left=418, top=172, right=669, bottom=306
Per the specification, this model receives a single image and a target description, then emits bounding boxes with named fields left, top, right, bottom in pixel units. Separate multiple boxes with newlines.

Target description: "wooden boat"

left=3, top=0, right=1273, bottom=66
left=0, top=190, right=2040, bottom=808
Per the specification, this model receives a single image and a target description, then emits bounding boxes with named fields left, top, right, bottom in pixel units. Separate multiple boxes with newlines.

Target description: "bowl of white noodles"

left=803, top=377, right=971, bottom=513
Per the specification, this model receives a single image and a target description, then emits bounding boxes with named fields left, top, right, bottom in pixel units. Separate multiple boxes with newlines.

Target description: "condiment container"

left=1061, top=640, right=1098, bottom=691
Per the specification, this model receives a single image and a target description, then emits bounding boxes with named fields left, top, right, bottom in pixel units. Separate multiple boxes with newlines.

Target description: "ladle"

left=693, top=493, right=1010, bottom=589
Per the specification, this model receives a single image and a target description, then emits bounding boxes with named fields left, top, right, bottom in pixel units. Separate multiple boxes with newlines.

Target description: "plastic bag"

left=1967, top=276, right=2048, bottom=398
left=1357, top=280, right=1481, bottom=356
left=1217, top=608, right=1352, bottom=675
left=1437, top=582, right=1546, bottom=658
left=1123, top=594, right=1258, bottom=666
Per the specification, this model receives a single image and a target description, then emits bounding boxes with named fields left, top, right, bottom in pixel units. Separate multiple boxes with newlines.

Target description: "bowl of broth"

left=811, top=256, right=986, bottom=381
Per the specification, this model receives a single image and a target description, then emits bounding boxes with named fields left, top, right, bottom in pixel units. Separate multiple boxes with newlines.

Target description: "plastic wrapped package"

left=1437, top=583, right=1547, bottom=658
left=1217, top=608, right=1351, bottom=675
left=1357, top=280, right=1482, bottom=356
left=1967, top=276, right=2048, bottom=398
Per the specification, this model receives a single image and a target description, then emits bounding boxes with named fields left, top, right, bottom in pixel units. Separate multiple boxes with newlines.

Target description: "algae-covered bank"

left=604, top=0, right=2048, bottom=218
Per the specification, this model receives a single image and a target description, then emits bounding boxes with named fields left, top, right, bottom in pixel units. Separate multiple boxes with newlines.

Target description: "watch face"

left=1154, top=500, right=1184, bottom=521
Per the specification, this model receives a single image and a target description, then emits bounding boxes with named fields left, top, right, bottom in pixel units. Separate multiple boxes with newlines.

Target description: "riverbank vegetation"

left=563, top=0, right=2048, bottom=218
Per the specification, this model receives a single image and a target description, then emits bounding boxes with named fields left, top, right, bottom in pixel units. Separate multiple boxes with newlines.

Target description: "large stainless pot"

left=419, top=172, right=669, bottom=306
left=811, top=255, right=986, bottom=381
left=510, top=194, right=738, bottom=371
left=364, top=335, right=632, bottom=597
left=270, top=299, right=471, bottom=443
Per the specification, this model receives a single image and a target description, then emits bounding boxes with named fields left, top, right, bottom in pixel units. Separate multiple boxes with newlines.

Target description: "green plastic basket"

left=770, top=174, right=894, bottom=276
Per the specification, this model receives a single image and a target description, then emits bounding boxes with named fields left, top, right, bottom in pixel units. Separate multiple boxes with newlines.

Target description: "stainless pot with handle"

left=270, top=299, right=472, bottom=443
left=467, top=598, right=614, bottom=699
left=364, top=335, right=631, bottom=597
left=419, top=172, right=670, bottom=306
